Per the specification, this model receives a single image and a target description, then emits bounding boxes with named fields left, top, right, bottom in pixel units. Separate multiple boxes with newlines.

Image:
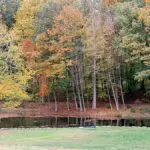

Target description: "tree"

left=113, top=0, right=150, bottom=93
left=11, top=0, right=48, bottom=42
left=85, top=0, right=104, bottom=110
left=34, top=0, right=62, bottom=34
left=35, top=5, right=84, bottom=108
left=0, top=0, right=20, bottom=28
left=0, top=20, right=31, bottom=106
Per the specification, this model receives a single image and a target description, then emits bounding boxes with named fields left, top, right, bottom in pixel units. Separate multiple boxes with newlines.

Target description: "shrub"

left=127, top=104, right=131, bottom=109
left=142, top=91, right=150, bottom=103
left=135, top=99, right=142, bottom=106
left=142, top=98, right=149, bottom=103
left=116, top=114, right=122, bottom=118
left=130, top=108, right=136, bottom=113
left=105, top=103, right=111, bottom=109
left=140, top=107, right=150, bottom=114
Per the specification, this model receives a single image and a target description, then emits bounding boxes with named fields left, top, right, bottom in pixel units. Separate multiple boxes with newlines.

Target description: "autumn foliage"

left=0, top=0, right=150, bottom=109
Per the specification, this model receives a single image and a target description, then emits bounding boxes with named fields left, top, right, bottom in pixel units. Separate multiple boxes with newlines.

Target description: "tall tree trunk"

left=55, top=116, right=58, bottom=127
left=75, top=65, right=83, bottom=112
left=41, top=96, right=44, bottom=103
left=106, top=83, right=113, bottom=110
left=118, top=64, right=125, bottom=109
left=80, top=117, right=83, bottom=127
left=109, top=72, right=119, bottom=111
left=90, top=0, right=103, bottom=110
left=72, top=81, right=78, bottom=110
left=78, top=55, right=86, bottom=112
left=92, top=57, right=97, bottom=109
left=48, top=93, right=51, bottom=111
left=141, top=79, right=145, bottom=93
left=53, top=91, right=57, bottom=112
left=66, top=90, right=70, bottom=111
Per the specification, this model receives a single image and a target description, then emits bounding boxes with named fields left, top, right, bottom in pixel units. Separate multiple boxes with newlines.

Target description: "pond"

left=0, top=117, right=150, bottom=128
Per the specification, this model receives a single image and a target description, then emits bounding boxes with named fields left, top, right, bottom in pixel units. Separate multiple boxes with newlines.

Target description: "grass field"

left=0, top=127, right=150, bottom=150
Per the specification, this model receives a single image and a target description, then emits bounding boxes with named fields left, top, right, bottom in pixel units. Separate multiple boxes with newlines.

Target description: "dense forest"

left=0, top=0, right=149, bottom=112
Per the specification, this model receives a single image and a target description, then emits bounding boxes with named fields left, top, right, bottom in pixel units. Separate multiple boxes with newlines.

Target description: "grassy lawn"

left=0, top=127, right=150, bottom=150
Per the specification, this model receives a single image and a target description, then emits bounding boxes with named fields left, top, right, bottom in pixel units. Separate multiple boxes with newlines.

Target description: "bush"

left=135, top=99, right=142, bottom=106
left=105, top=103, right=111, bottom=109
left=127, top=104, right=131, bottom=109
left=142, top=98, right=149, bottom=103
left=130, top=108, right=136, bottom=113
left=116, top=114, right=122, bottom=118
left=140, top=107, right=150, bottom=114
left=142, top=91, right=150, bottom=103
left=0, top=79, right=30, bottom=108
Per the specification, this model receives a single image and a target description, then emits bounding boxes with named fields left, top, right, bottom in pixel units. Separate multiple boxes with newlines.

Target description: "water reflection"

left=0, top=117, right=150, bottom=128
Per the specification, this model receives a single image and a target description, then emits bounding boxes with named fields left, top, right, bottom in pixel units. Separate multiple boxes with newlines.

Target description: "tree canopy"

left=0, top=0, right=149, bottom=109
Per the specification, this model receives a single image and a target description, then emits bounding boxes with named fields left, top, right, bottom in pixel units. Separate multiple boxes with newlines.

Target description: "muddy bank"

left=0, top=102, right=150, bottom=119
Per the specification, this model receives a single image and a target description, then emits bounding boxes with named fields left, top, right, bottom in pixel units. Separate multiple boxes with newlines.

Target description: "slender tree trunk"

left=141, top=79, right=145, bottom=93
left=116, top=119, right=120, bottom=126
left=53, top=91, right=57, bottom=112
left=69, top=67, right=79, bottom=110
left=75, top=65, right=83, bottom=112
left=78, top=59, right=86, bottom=112
left=72, top=81, right=78, bottom=110
left=48, top=93, right=51, bottom=110
left=118, top=65, right=125, bottom=109
left=55, top=116, right=58, bottom=127
left=80, top=117, right=83, bottom=127
left=109, top=73, right=119, bottom=111
left=106, top=84, right=113, bottom=110
left=86, top=96, right=90, bottom=108
left=41, top=96, right=44, bottom=103
left=92, top=57, right=97, bottom=109
left=66, top=90, right=69, bottom=111
left=67, top=117, right=70, bottom=127
left=70, top=66, right=83, bottom=111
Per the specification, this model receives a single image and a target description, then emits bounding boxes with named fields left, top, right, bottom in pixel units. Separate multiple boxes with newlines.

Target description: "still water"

left=0, top=117, right=150, bottom=128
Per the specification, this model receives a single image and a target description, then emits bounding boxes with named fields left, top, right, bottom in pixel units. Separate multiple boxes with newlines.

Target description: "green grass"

left=0, top=127, right=150, bottom=150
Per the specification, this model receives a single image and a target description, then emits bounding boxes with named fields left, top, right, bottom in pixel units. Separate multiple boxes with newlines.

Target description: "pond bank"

left=0, top=102, right=150, bottom=119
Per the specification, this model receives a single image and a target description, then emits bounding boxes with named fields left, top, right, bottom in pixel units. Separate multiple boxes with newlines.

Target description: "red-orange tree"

left=35, top=5, right=84, bottom=98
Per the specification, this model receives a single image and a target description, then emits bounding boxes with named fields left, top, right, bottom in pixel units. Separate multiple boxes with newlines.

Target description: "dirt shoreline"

left=0, top=102, right=150, bottom=119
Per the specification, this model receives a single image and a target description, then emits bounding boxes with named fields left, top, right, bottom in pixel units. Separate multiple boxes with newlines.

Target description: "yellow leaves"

left=11, top=0, right=48, bottom=42
left=66, top=60, right=73, bottom=67
left=16, top=70, right=33, bottom=85
left=139, top=6, right=150, bottom=33
left=0, top=77, right=30, bottom=103
left=139, top=7, right=150, bottom=25
left=135, top=70, right=150, bottom=81
left=144, top=0, right=150, bottom=4
left=0, top=23, right=11, bottom=48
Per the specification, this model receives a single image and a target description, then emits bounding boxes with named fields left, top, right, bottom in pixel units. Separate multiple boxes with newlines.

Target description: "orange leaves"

left=55, top=5, right=83, bottom=27
left=22, top=39, right=39, bottom=67
left=37, top=74, right=48, bottom=97
left=46, top=5, right=84, bottom=54
left=104, top=0, right=119, bottom=6
left=144, top=0, right=150, bottom=4
left=54, top=5, right=84, bottom=37
left=55, top=0, right=76, bottom=6
left=34, top=5, right=84, bottom=97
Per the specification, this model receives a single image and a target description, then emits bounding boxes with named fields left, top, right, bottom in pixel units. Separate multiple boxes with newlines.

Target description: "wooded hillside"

left=0, top=0, right=149, bottom=111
